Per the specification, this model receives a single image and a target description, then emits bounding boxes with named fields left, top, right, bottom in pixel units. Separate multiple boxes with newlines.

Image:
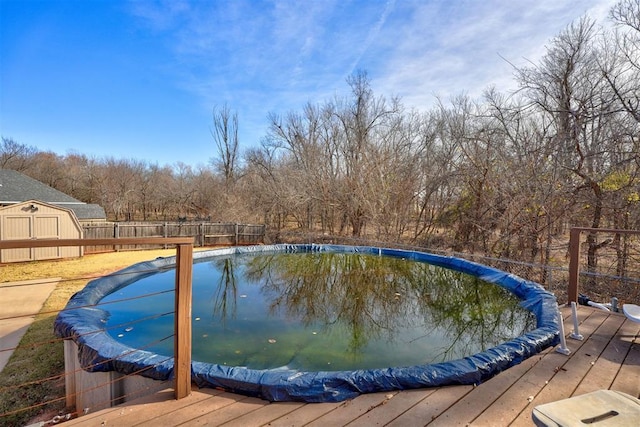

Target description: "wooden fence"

left=82, top=222, right=265, bottom=253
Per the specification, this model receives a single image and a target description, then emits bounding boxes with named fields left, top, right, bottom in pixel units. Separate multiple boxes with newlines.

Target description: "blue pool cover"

left=54, top=244, right=560, bottom=402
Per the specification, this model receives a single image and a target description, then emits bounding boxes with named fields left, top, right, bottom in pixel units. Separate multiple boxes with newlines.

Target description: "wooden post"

left=63, top=340, right=77, bottom=408
left=174, top=243, right=193, bottom=400
left=568, top=228, right=582, bottom=305
left=163, top=222, right=168, bottom=249
left=235, top=223, right=239, bottom=246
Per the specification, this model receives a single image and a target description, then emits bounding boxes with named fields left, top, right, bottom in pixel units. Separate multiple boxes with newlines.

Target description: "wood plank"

left=0, top=237, right=194, bottom=249
left=175, top=243, right=193, bottom=399
left=116, top=390, right=252, bottom=426
left=610, top=318, right=640, bottom=398
left=347, top=389, right=438, bottom=427
left=573, top=315, right=628, bottom=396
left=386, top=385, right=473, bottom=426
left=177, top=395, right=269, bottom=426
left=102, top=389, right=225, bottom=426
left=266, top=401, right=344, bottom=426
left=428, top=346, right=555, bottom=426
left=508, top=312, right=624, bottom=426
left=216, top=401, right=305, bottom=427
left=138, top=392, right=256, bottom=426
left=305, top=391, right=400, bottom=427
left=471, top=308, right=607, bottom=426
left=65, top=389, right=175, bottom=425
left=67, top=388, right=213, bottom=426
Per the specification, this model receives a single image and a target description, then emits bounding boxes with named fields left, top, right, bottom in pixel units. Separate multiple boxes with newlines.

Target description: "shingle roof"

left=0, top=169, right=106, bottom=220
left=57, top=203, right=106, bottom=220
left=0, top=169, right=79, bottom=203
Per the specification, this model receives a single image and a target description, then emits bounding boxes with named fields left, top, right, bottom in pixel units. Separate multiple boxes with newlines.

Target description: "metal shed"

left=0, top=200, right=83, bottom=263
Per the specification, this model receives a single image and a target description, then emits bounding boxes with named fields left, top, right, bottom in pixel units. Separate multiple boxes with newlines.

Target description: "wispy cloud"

left=372, top=0, right=619, bottom=109
left=128, top=0, right=191, bottom=31
left=346, top=0, right=396, bottom=77
left=127, top=0, right=620, bottom=146
left=2, top=0, right=622, bottom=166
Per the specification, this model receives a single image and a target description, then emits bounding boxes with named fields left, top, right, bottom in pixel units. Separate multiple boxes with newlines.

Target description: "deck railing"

left=0, top=237, right=194, bottom=401
left=568, top=227, right=640, bottom=305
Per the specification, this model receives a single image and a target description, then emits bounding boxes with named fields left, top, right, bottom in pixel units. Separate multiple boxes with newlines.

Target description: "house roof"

left=0, top=169, right=106, bottom=220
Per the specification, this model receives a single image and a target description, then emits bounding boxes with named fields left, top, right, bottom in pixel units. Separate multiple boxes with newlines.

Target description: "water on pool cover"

left=101, top=252, right=536, bottom=371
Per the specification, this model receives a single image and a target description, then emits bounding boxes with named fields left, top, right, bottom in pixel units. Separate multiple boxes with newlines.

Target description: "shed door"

left=2, top=216, right=32, bottom=262
left=1, top=214, right=61, bottom=262
left=33, top=216, right=61, bottom=260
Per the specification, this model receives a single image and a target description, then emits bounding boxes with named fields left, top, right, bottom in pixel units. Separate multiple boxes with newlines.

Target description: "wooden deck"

left=63, top=305, right=640, bottom=426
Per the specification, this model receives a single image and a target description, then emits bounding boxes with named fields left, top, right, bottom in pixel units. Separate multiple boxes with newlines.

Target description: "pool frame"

left=55, top=244, right=560, bottom=402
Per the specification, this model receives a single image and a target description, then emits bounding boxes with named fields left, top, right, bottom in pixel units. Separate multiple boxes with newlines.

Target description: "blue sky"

left=1, top=0, right=617, bottom=168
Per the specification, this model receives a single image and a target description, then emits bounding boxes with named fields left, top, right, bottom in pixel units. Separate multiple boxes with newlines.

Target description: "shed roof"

left=0, top=169, right=106, bottom=220
left=57, top=203, right=107, bottom=220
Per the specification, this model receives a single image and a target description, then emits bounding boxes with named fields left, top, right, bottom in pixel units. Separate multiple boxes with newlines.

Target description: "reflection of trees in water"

left=240, top=253, right=535, bottom=356
left=413, top=267, right=536, bottom=361
left=243, top=253, right=412, bottom=353
left=209, top=257, right=238, bottom=325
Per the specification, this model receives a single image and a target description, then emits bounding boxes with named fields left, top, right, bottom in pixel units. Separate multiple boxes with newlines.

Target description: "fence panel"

left=82, top=222, right=265, bottom=253
left=202, top=223, right=236, bottom=246
left=82, top=223, right=117, bottom=253
left=238, top=224, right=267, bottom=245
left=117, top=223, right=165, bottom=251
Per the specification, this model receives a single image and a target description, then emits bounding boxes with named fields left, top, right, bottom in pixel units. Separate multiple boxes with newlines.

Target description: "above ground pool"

left=55, top=244, right=560, bottom=402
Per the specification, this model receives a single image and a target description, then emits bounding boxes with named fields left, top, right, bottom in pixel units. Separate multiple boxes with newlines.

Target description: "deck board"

left=126, top=391, right=226, bottom=426
left=474, top=311, right=607, bottom=425
left=61, top=306, right=640, bottom=427
left=177, top=395, right=269, bottom=426
left=346, top=389, right=437, bottom=427
left=474, top=308, right=615, bottom=426
left=506, top=313, right=624, bottom=426
left=265, top=401, right=344, bottom=426
left=573, top=315, right=628, bottom=396
left=610, top=323, right=640, bottom=397
left=428, top=347, right=553, bottom=426
left=386, top=385, right=472, bottom=426
left=141, top=392, right=252, bottom=426
left=215, top=401, right=306, bottom=427
left=306, top=390, right=400, bottom=427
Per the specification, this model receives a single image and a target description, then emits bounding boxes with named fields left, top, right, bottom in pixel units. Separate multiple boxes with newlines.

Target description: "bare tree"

left=244, top=143, right=293, bottom=230
left=602, top=0, right=640, bottom=122
left=0, top=137, right=36, bottom=171
left=211, top=104, right=239, bottom=184
left=610, top=0, right=640, bottom=31
left=29, top=151, right=67, bottom=189
left=412, top=110, right=458, bottom=244
left=516, top=16, right=638, bottom=278
left=334, top=70, right=401, bottom=236
left=484, top=88, right=570, bottom=274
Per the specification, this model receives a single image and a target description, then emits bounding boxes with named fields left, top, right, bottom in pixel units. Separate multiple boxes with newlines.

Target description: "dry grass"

left=2, top=249, right=179, bottom=282
left=4, top=249, right=180, bottom=316
left=0, top=249, right=185, bottom=426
